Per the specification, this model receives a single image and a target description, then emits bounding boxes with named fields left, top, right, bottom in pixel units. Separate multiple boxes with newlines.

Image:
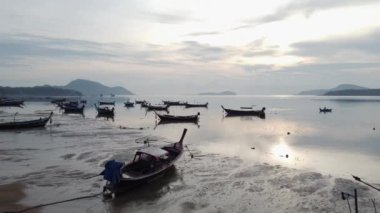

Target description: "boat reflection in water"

left=221, top=105, right=266, bottom=119
left=154, top=119, right=200, bottom=129
left=96, top=114, right=115, bottom=122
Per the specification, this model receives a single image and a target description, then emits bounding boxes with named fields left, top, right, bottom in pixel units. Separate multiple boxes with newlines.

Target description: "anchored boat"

left=101, top=129, right=187, bottom=196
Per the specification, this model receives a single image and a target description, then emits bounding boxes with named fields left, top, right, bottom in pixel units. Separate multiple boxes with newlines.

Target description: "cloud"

left=291, top=29, right=380, bottom=58
left=143, top=11, right=199, bottom=24
left=0, top=34, right=115, bottom=60
left=178, top=41, right=230, bottom=62
left=242, top=64, right=275, bottom=73
left=236, top=0, right=379, bottom=29
left=184, top=31, right=222, bottom=37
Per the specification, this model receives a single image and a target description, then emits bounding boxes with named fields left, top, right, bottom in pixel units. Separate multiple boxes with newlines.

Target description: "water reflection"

left=154, top=120, right=200, bottom=130
left=270, top=137, right=294, bottom=161
left=1, top=96, right=380, bottom=212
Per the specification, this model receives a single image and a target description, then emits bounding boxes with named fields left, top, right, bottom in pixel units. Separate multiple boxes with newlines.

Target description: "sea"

left=0, top=95, right=379, bottom=213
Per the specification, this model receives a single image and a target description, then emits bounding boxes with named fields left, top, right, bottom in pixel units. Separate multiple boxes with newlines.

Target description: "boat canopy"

left=137, top=147, right=169, bottom=158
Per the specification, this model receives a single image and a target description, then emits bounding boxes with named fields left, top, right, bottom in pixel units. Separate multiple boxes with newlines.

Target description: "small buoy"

left=373, top=127, right=376, bottom=131
left=285, top=154, right=289, bottom=158
left=287, top=132, right=291, bottom=135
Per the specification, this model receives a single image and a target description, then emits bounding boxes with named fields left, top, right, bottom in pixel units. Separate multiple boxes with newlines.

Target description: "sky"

left=0, top=0, right=380, bottom=95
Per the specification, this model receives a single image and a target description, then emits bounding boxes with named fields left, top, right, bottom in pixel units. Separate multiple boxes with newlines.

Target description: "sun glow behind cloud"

left=1, top=0, right=380, bottom=94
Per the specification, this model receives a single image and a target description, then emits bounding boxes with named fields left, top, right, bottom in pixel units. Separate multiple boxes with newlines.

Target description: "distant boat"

left=95, top=104, right=115, bottom=116
left=0, top=98, right=24, bottom=107
left=135, top=100, right=145, bottom=104
left=162, top=100, right=187, bottom=106
left=101, top=129, right=187, bottom=196
left=155, top=112, right=199, bottom=123
left=0, top=112, right=53, bottom=130
left=221, top=105, right=265, bottom=118
left=99, top=101, right=115, bottom=106
left=59, top=101, right=80, bottom=109
left=62, top=104, right=85, bottom=114
left=51, top=98, right=66, bottom=105
left=141, top=101, right=150, bottom=108
left=185, top=102, right=208, bottom=108
left=124, top=101, right=134, bottom=107
left=147, top=104, right=169, bottom=111
left=319, top=107, right=332, bottom=113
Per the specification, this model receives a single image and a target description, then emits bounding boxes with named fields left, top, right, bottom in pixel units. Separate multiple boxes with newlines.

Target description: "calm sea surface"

left=1, top=95, right=379, bottom=212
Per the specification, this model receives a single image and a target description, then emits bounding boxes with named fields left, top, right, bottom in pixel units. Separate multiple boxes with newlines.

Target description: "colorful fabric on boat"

left=101, top=160, right=124, bottom=184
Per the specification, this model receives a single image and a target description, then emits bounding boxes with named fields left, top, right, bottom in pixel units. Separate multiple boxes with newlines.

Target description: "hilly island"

left=299, top=84, right=380, bottom=96
left=0, top=79, right=134, bottom=97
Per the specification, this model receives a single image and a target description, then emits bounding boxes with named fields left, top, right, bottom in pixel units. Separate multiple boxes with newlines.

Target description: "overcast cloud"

left=0, top=0, right=380, bottom=94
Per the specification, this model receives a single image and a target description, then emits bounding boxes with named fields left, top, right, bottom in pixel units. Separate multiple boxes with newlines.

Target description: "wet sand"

left=0, top=182, right=37, bottom=213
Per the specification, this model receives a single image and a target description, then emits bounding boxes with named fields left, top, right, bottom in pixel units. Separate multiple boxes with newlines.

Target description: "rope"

left=352, top=175, right=380, bottom=191
left=3, top=192, right=102, bottom=213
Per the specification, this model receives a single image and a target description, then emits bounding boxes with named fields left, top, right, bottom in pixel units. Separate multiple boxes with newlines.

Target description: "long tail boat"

left=62, top=104, right=85, bottom=114
left=162, top=100, right=187, bottom=106
left=155, top=112, right=199, bottom=122
left=95, top=104, right=115, bottom=116
left=135, top=100, right=145, bottom=104
left=0, top=99, right=24, bottom=107
left=221, top=105, right=265, bottom=118
left=319, top=107, right=332, bottom=113
left=99, top=101, right=115, bottom=106
left=147, top=104, right=169, bottom=111
left=101, top=129, right=187, bottom=196
left=0, top=112, right=53, bottom=130
left=124, top=101, right=134, bottom=107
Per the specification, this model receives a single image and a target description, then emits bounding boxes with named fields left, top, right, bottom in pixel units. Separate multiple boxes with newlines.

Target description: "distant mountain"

left=199, top=91, right=237, bottom=95
left=298, top=84, right=368, bottom=95
left=63, top=79, right=134, bottom=96
left=0, top=86, right=81, bottom=96
left=325, top=89, right=380, bottom=96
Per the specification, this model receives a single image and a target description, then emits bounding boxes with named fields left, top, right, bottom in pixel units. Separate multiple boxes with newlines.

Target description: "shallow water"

left=0, top=95, right=379, bottom=212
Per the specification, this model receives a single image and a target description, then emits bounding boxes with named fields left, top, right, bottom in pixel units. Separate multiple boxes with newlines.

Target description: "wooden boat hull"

left=147, top=105, right=169, bottom=111
left=0, top=113, right=52, bottom=130
left=222, top=106, right=266, bottom=118
left=124, top=102, right=134, bottom=107
left=99, top=101, right=115, bottom=106
left=95, top=104, right=115, bottom=116
left=135, top=100, right=145, bottom=104
left=0, top=100, right=24, bottom=107
left=185, top=103, right=208, bottom=108
left=97, top=110, right=114, bottom=116
left=63, top=105, right=85, bottom=114
left=319, top=108, right=332, bottom=113
left=156, top=112, right=199, bottom=122
left=162, top=101, right=187, bottom=106
left=102, top=129, right=187, bottom=196
left=110, top=162, right=178, bottom=195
